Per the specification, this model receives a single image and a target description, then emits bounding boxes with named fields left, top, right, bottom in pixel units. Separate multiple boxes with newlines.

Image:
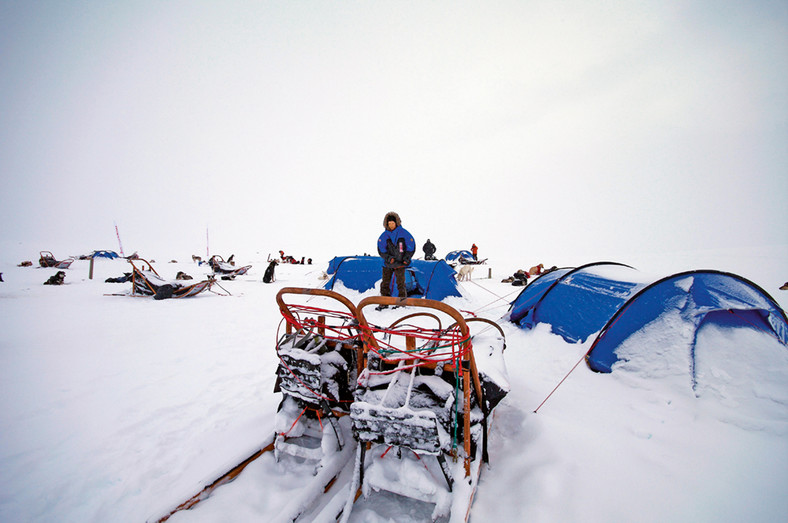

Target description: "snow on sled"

left=127, top=258, right=214, bottom=299
left=340, top=297, right=509, bottom=523
left=208, top=254, right=251, bottom=279
left=38, top=251, right=74, bottom=269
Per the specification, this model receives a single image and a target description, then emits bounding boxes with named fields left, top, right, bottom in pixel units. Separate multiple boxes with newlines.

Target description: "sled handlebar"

left=356, top=296, right=470, bottom=353
left=275, top=287, right=360, bottom=325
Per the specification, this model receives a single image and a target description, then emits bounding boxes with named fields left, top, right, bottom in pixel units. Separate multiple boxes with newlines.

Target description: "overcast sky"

left=1, top=1, right=786, bottom=263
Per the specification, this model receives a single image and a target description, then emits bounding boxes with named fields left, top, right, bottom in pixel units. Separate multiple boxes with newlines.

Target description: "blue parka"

left=377, top=211, right=416, bottom=269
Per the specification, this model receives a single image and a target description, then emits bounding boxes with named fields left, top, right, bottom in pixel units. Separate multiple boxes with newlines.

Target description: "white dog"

left=457, top=265, right=474, bottom=282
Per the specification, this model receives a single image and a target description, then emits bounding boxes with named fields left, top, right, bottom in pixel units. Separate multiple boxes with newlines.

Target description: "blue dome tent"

left=324, top=256, right=461, bottom=301
left=445, top=250, right=475, bottom=265
left=90, top=250, right=120, bottom=259
left=508, top=263, right=788, bottom=376
left=508, top=262, right=643, bottom=343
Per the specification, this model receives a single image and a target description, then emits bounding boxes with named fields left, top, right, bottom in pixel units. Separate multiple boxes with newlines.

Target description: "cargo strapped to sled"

left=275, top=287, right=364, bottom=410
left=352, top=296, right=485, bottom=476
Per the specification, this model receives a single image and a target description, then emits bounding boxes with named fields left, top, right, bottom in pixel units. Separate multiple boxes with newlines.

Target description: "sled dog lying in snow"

left=528, top=263, right=544, bottom=276
left=44, top=271, right=66, bottom=285
left=457, top=265, right=474, bottom=281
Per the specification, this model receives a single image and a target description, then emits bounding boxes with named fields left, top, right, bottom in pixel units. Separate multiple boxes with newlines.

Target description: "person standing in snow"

left=378, top=211, right=416, bottom=299
left=471, top=243, right=478, bottom=260
left=423, top=239, right=437, bottom=260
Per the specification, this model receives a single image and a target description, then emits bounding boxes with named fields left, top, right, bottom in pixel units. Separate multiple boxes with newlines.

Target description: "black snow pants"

left=381, top=266, right=407, bottom=298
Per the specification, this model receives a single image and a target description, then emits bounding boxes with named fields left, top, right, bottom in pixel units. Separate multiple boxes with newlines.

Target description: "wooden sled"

left=39, top=251, right=74, bottom=269
left=128, top=259, right=213, bottom=299
left=340, top=297, right=508, bottom=522
left=208, top=255, right=251, bottom=279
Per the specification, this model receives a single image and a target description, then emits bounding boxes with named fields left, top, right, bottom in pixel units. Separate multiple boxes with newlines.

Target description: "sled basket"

left=275, top=287, right=364, bottom=410
left=276, top=337, right=354, bottom=405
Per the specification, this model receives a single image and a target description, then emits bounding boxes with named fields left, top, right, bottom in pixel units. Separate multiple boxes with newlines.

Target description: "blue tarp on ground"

left=508, top=262, right=788, bottom=373
left=324, top=256, right=462, bottom=301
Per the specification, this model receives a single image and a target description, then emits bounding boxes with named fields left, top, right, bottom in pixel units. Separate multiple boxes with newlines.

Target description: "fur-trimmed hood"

left=383, top=211, right=402, bottom=228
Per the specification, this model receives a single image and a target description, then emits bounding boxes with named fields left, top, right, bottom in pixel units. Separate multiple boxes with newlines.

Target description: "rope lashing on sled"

left=360, top=322, right=472, bottom=365
left=279, top=303, right=360, bottom=343
left=274, top=302, right=364, bottom=405
left=278, top=404, right=323, bottom=438
left=379, top=446, right=436, bottom=476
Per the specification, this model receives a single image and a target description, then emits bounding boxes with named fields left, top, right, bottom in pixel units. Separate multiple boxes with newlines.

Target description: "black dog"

left=44, top=271, right=66, bottom=285
left=263, top=260, right=278, bottom=284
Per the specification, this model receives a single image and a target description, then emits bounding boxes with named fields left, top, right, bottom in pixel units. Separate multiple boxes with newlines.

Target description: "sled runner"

left=38, top=251, right=74, bottom=269
left=341, top=296, right=509, bottom=522
left=128, top=258, right=213, bottom=299
left=207, top=255, right=251, bottom=279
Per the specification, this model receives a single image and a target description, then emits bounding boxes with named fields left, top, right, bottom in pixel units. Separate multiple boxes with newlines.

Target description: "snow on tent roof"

left=508, top=262, right=646, bottom=343
left=508, top=262, right=788, bottom=374
left=324, top=256, right=462, bottom=301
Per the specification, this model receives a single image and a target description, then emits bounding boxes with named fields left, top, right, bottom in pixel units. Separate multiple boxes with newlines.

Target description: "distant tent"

left=91, top=250, right=120, bottom=259
left=324, top=256, right=462, bottom=301
left=507, top=262, right=788, bottom=374
left=445, top=250, right=475, bottom=265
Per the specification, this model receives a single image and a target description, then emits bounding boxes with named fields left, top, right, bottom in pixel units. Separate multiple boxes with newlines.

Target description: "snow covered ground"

left=1, top=245, right=786, bottom=522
